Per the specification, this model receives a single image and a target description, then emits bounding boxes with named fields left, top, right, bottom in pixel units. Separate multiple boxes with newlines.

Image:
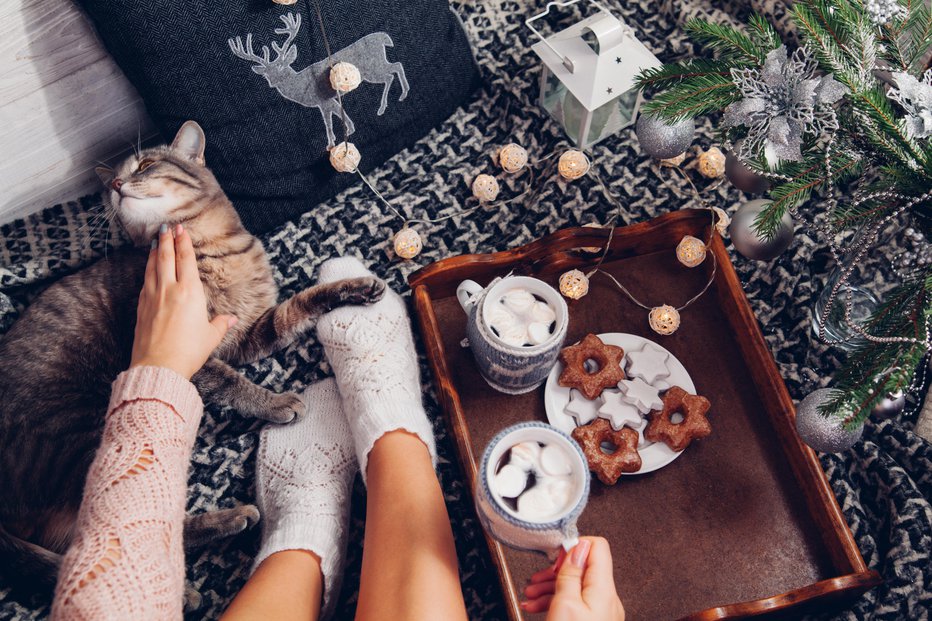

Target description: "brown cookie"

left=572, top=418, right=642, bottom=485
left=558, top=334, right=626, bottom=400
left=645, top=386, right=712, bottom=452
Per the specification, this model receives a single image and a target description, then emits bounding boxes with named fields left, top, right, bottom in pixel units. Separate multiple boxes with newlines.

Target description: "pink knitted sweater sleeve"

left=51, top=366, right=204, bottom=621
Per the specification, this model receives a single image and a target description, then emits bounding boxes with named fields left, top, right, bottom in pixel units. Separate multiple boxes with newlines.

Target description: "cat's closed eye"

left=136, top=158, right=155, bottom=173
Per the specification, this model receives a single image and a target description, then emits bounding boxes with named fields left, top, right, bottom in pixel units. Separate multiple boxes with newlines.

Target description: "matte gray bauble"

left=725, top=141, right=770, bottom=194
left=796, top=388, right=863, bottom=453
left=872, top=389, right=906, bottom=419
left=729, top=199, right=794, bottom=261
left=635, top=114, right=695, bottom=159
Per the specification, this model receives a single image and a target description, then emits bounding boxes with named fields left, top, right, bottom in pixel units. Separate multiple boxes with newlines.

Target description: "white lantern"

left=526, top=0, right=662, bottom=149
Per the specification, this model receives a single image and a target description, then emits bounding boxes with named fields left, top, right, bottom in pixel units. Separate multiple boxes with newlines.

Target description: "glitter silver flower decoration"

left=888, top=69, right=932, bottom=140
left=724, top=46, right=848, bottom=165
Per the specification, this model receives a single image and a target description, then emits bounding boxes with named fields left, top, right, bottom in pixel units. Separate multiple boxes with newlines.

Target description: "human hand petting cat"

left=130, top=223, right=238, bottom=379
left=522, top=537, right=626, bottom=621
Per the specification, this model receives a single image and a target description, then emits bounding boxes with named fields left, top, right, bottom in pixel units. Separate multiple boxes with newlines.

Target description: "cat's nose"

left=111, top=178, right=123, bottom=192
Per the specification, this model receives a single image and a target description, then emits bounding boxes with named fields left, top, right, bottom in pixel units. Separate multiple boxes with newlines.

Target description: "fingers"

left=156, top=223, right=176, bottom=288
left=143, top=239, right=158, bottom=298
left=553, top=538, right=591, bottom=602
left=207, top=315, right=238, bottom=351
left=173, top=224, right=200, bottom=283
left=523, top=579, right=555, bottom=600
left=519, top=594, right=553, bottom=614
left=581, top=536, right=616, bottom=598
left=529, top=565, right=557, bottom=585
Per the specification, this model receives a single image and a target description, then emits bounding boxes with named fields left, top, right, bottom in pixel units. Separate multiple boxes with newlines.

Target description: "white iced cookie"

left=598, top=391, right=644, bottom=430
left=540, top=444, right=572, bottom=476
left=509, top=442, right=542, bottom=472
left=618, top=378, right=664, bottom=414
left=564, top=389, right=600, bottom=426
left=493, top=464, right=528, bottom=498
left=625, top=343, right=671, bottom=385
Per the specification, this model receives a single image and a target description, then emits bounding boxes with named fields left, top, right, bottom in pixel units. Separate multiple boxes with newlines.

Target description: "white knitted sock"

left=253, top=378, right=356, bottom=619
left=316, top=256, right=437, bottom=483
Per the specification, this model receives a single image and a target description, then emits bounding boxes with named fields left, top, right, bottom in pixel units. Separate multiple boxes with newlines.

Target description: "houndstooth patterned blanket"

left=1, top=1, right=929, bottom=619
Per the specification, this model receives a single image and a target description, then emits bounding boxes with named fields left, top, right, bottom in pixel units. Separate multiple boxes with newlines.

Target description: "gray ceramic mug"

left=457, top=276, right=568, bottom=394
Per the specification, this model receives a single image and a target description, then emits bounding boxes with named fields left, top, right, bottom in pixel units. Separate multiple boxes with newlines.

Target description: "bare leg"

left=222, top=550, right=323, bottom=621
left=356, top=431, right=467, bottom=621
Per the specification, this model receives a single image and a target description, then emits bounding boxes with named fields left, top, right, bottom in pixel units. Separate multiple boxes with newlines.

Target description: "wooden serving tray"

left=408, top=209, right=880, bottom=620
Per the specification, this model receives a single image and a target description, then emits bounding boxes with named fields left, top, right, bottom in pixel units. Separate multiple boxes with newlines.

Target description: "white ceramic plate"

left=544, top=333, right=695, bottom=475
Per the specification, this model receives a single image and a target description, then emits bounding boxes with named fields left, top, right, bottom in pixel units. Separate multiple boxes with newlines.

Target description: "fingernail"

left=571, top=539, right=591, bottom=568
left=159, top=223, right=169, bottom=235
left=175, top=223, right=184, bottom=236
left=150, top=239, right=158, bottom=250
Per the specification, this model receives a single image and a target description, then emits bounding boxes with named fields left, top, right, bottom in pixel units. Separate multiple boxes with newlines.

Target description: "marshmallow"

left=540, top=444, right=573, bottom=477
left=509, top=442, right=541, bottom=472
left=493, top=464, right=529, bottom=498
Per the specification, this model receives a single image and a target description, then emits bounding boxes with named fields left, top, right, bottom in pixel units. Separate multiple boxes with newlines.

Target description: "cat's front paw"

left=265, top=392, right=306, bottom=424
left=334, top=276, right=386, bottom=307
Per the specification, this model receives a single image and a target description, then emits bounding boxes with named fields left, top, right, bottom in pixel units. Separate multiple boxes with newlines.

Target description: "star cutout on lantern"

left=615, top=57, right=622, bottom=64
left=606, top=87, right=613, bottom=94
left=645, top=386, right=712, bottom=452
left=564, top=389, right=601, bottom=426
left=598, top=391, right=643, bottom=431
left=625, top=343, right=671, bottom=385
left=618, top=377, right=663, bottom=414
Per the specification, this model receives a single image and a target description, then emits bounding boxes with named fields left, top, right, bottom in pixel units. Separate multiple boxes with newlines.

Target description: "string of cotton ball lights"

left=553, top=150, right=724, bottom=336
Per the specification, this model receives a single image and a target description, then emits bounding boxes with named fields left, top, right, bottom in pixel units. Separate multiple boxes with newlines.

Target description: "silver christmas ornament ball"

left=635, top=114, right=695, bottom=159
left=729, top=199, right=794, bottom=261
left=872, top=389, right=906, bottom=419
left=725, top=141, right=770, bottom=194
left=796, top=389, right=863, bottom=453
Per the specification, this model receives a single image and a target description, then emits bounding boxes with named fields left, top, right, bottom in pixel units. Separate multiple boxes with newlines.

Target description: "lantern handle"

left=525, top=0, right=613, bottom=73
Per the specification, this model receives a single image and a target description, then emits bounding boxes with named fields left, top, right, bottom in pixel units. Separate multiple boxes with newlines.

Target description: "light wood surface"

left=0, top=0, right=154, bottom=225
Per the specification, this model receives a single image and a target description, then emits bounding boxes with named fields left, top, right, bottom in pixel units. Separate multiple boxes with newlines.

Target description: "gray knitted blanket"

left=1, top=1, right=929, bottom=619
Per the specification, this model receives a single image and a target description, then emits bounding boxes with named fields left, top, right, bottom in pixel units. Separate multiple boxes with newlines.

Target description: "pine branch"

left=793, top=0, right=859, bottom=88
left=748, top=12, right=783, bottom=51
left=905, top=0, right=932, bottom=71
left=636, top=61, right=741, bottom=121
left=819, top=275, right=931, bottom=429
left=752, top=151, right=863, bottom=238
left=684, top=19, right=765, bottom=64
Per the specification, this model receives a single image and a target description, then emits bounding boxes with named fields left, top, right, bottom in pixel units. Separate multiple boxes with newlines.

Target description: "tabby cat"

left=0, top=121, right=384, bottom=594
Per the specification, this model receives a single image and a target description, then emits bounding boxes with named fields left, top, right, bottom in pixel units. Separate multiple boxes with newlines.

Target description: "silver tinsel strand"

left=888, top=69, right=932, bottom=140
left=724, top=46, right=847, bottom=165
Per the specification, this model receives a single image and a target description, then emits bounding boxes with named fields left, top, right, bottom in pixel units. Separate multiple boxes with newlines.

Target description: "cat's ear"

left=171, top=121, right=206, bottom=164
left=95, top=166, right=115, bottom=188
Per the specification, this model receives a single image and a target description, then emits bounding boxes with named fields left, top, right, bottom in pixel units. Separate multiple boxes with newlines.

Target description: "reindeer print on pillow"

left=229, top=13, right=409, bottom=147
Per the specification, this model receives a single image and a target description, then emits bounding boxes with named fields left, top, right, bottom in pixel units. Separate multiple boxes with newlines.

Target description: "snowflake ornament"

left=724, top=46, right=847, bottom=165
left=888, top=69, right=932, bottom=140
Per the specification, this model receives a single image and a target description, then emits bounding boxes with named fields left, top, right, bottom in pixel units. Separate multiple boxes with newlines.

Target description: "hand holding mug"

left=522, top=537, right=626, bottom=621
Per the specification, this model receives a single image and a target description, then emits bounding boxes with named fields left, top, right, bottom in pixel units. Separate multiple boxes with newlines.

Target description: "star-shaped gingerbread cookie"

left=645, top=386, right=712, bottom=452
left=558, top=334, right=625, bottom=400
left=572, top=419, right=641, bottom=484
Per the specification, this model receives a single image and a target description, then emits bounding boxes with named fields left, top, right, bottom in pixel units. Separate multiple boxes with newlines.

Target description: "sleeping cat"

left=0, top=121, right=384, bottom=595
